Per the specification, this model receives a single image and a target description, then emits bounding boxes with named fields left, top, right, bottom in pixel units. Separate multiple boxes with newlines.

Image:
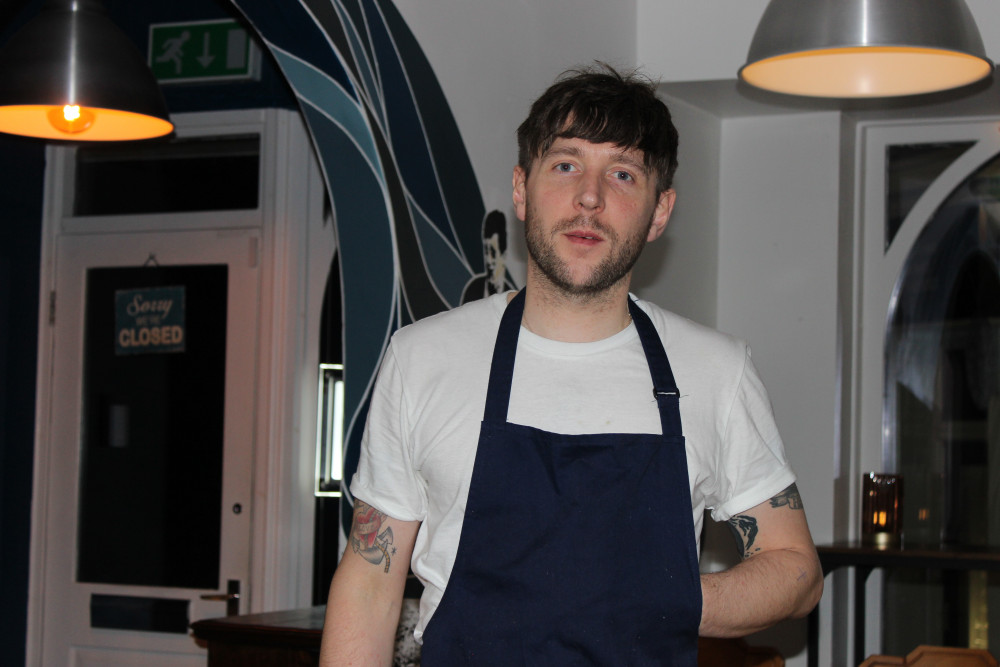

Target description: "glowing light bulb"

left=47, top=104, right=96, bottom=134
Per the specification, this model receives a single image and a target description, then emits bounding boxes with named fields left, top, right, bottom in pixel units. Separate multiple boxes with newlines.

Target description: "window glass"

left=885, top=142, right=974, bottom=251
left=77, top=265, right=228, bottom=590
left=73, top=136, right=260, bottom=216
left=884, top=149, right=1000, bottom=651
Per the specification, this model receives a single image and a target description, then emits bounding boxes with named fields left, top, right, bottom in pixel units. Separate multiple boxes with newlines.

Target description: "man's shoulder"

left=633, top=297, right=753, bottom=404
left=390, top=292, right=508, bottom=353
left=633, top=297, right=744, bottom=354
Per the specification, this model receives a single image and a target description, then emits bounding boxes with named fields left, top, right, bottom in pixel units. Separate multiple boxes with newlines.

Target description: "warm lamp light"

left=48, top=105, right=94, bottom=134
left=740, top=0, right=994, bottom=98
left=0, top=0, right=173, bottom=141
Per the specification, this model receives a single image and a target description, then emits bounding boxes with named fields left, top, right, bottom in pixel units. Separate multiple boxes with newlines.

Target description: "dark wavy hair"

left=516, top=63, right=679, bottom=193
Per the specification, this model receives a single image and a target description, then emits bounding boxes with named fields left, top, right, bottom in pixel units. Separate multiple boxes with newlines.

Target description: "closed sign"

left=115, top=286, right=186, bottom=355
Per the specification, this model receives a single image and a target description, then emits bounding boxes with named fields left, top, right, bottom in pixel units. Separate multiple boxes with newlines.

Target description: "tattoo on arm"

left=769, top=483, right=804, bottom=510
left=728, top=515, right=760, bottom=559
left=350, top=500, right=396, bottom=573
left=727, top=484, right=804, bottom=559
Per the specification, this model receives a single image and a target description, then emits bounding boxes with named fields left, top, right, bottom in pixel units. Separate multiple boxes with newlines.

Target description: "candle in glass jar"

left=861, top=472, right=903, bottom=549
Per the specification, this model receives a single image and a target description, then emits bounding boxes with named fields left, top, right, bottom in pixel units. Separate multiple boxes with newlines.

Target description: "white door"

left=34, top=228, right=259, bottom=666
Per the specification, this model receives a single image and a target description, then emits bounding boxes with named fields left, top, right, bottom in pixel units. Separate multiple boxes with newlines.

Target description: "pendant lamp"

left=0, top=0, right=173, bottom=141
left=740, top=0, right=994, bottom=98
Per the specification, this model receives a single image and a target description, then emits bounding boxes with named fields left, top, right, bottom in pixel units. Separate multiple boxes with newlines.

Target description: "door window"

left=73, top=136, right=260, bottom=216
left=78, top=265, right=228, bottom=591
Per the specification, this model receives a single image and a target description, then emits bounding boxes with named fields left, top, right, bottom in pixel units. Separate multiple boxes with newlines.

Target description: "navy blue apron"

left=421, top=290, right=702, bottom=665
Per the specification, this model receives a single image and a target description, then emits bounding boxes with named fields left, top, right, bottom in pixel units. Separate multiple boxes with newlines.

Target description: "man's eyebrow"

left=610, top=150, right=647, bottom=173
left=541, top=144, right=583, bottom=160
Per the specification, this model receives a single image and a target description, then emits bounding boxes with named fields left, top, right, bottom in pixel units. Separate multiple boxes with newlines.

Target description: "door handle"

left=200, top=579, right=240, bottom=616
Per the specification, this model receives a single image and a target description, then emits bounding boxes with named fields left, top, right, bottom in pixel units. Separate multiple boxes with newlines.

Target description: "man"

left=321, top=64, right=823, bottom=666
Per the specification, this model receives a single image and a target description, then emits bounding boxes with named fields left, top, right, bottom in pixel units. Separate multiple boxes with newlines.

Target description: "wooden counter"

left=191, top=606, right=324, bottom=667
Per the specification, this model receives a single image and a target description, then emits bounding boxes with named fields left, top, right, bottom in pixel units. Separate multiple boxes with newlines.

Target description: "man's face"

left=513, top=137, right=674, bottom=297
left=484, top=233, right=505, bottom=291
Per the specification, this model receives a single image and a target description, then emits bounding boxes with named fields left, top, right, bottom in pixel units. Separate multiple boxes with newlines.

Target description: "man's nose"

left=575, top=172, right=604, bottom=211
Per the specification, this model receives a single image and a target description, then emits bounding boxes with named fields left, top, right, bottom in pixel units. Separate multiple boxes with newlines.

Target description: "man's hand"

left=319, top=499, right=421, bottom=666
left=699, top=483, right=823, bottom=637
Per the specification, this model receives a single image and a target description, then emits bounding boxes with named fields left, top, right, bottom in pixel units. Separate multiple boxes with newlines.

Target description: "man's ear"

left=647, top=189, right=676, bottom=242
left=512, top=166, right=527, bottom=222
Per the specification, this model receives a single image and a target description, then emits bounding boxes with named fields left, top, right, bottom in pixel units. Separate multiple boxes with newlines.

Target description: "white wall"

left=639, top=0, right=769, bottom=82
left=713, top=109, right=841, bottom=532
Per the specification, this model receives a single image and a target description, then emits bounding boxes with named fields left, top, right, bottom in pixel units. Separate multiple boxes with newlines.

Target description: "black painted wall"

left=0, top=128, right=44, bottom=667
left=0, top=1, right=295, bottom=662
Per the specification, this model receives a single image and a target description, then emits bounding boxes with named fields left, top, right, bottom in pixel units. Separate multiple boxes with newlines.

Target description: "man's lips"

left=564, top=229, right=604, bottom=244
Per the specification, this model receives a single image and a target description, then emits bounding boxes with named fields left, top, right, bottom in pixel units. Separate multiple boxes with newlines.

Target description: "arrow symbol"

left=197, top=33, right=215, bottom=68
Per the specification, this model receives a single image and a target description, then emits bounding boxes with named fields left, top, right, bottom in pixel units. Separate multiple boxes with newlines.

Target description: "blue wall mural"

left=230, top=0, right=510, bottom=535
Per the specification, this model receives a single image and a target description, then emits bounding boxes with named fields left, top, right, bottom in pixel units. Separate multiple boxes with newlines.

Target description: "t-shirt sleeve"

left=709, top=345, right=796, bottom=522
left=348, top=341, right=427, bottom=522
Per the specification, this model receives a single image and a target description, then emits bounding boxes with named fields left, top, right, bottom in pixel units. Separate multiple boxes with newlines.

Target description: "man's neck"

left=518, top=271, right=633, bottom=343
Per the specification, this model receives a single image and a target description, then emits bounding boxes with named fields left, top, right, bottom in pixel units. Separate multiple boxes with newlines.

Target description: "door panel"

left=39, top=230, right=258, bottom=665
left=71, top=647, right=208, bottom=667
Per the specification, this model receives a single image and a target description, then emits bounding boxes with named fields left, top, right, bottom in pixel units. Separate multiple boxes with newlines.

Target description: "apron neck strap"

left=483, top=290, right=525, bottom=421
left=628, top=296, right=682, bottom=436
left=484, top=290, right=682, bottom=436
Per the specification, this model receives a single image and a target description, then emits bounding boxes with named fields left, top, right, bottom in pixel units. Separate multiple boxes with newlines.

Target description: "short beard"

left=524, top=202, right=652, bottom=297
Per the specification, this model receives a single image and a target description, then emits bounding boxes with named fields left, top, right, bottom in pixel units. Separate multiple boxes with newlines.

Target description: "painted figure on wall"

left=461, top=210, right=516, bottom=304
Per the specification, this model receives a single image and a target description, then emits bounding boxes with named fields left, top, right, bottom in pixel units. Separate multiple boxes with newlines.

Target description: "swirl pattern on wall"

left=232, top=0, right=494, bottom=535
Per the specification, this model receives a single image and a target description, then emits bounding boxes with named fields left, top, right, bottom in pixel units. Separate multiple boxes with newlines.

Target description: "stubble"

left=524, top=200, right=653, bottom=297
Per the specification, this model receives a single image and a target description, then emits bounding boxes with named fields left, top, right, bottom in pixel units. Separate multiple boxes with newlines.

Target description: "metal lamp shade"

left=740, top=0, right=994, bottom=98
left=0, top=0, right=173, bottom=141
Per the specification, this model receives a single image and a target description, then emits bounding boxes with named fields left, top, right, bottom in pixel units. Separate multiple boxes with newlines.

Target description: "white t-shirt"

left=350, top=292, right=795, bottom=641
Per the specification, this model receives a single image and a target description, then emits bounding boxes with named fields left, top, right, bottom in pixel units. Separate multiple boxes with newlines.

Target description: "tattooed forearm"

left=728, top=515, right=760, bottom=559
left=769, top=484, right=804, bottom=510
left=350, top=500, right=396, bottom=573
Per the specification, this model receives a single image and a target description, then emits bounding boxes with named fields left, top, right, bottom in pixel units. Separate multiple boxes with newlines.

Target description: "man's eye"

left=613, top=170, right=634, bottom=182
left=555, top=162, right=576, bottom=172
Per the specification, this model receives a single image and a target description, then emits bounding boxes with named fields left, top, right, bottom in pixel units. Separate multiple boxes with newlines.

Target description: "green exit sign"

left=149, top=19, right=260, bottom=84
